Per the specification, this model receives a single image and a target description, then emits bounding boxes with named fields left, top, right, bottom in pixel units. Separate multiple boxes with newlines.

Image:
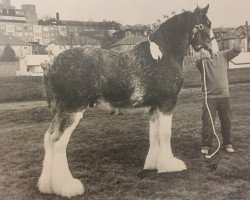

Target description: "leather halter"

left=192, top=23, right=214, bottom=50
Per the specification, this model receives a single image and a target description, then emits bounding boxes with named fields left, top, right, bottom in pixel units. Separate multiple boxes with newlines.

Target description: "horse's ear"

left=193, top=5, right=199, bottom=13
left=193, top=4, right=209, bottom=14
left=200, top=4, right=209, bottom=14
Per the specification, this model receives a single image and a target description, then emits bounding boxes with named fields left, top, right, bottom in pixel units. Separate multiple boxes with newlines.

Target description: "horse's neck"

left=171, top=35, right=189, bottom=65
left=154, top=14, right=190, bottom=65
left=166, top=28, right=189, bottom=65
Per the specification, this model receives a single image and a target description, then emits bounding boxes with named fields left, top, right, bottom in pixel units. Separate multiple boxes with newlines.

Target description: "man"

left=196, top=28, right=245, bottom=155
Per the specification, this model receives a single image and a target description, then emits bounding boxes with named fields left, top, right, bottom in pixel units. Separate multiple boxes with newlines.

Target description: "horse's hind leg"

left=51, top=110, right=85, bottom=197
left=38, top=114, right=61, bottom=193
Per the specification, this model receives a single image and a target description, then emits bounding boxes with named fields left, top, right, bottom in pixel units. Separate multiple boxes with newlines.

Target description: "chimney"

left=56, top=13, right=59, bottom=21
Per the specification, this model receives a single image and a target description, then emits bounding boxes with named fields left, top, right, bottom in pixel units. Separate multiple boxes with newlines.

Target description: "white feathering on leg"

left=38, top=132, right=53, bottom=194
left=144, top=113, right=160, bottom=170
left=157, top=112, right=187, bottom=172
left=51, top=111, right=85, bottom=197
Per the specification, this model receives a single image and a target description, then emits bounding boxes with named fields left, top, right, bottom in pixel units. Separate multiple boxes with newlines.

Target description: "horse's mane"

left=149, top=11, right=193, bottom=60
left=153, top=11, right=193, bottom=38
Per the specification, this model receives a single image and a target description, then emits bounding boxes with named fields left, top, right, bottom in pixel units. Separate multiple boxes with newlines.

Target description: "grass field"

left=0, top=82, right=249, bottom=200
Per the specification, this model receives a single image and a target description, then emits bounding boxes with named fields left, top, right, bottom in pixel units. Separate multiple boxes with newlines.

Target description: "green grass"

left=0, top=83, right=249, bottom=200
left=0, top=76, right=45, bottom=103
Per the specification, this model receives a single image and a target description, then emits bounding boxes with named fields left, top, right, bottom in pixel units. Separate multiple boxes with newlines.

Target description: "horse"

left=38, top=5, right=212, bottom=197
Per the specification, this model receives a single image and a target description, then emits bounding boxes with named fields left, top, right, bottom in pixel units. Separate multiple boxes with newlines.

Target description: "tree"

left=0, top=45, right=18, bottom=62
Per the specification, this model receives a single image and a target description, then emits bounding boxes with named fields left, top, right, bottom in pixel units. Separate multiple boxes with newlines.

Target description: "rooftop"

left=122, top=25, right=151, bottom=31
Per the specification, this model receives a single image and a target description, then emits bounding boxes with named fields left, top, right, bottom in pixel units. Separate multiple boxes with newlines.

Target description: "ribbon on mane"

left=148, top=35, right=163, bottom=60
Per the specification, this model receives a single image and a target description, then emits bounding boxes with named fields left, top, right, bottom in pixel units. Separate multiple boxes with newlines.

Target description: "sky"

left=11, top=0, right=250, bottom=27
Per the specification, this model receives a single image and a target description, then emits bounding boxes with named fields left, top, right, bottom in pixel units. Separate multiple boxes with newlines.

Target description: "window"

left=15, top=32, right=23, bottom=37
left=33, top=25, right=42, bottom=32
left=43, top=38, right=50, bottom=43
left=2, top=9, right=7, bottom=15
left=6, top=25, right=14, bottom=31
left=16, top=26, right=23, bottom=31
left=8, top=9, right=15, bottom=16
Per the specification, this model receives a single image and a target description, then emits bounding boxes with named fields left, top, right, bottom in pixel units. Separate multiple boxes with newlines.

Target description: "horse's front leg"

left=157, top=111, right=187, bottom=172
left=144, top=108, right=160, bottom=170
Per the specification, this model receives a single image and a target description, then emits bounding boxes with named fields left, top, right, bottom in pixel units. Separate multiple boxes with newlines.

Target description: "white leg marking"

left=144, top=114, right=160, bottom=170
left=51, top=111, right=84, bottom=197
left=157, top=112, right=187, bottom=173
left=38, top=131, right=53, bottom=193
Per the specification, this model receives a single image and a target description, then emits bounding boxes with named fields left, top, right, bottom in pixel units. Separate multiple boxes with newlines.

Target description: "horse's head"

left=189, top=4, right=212, bottom=52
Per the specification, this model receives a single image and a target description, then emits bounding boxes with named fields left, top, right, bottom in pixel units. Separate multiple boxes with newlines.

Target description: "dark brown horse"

left=39, top=5, right=211, bottom=197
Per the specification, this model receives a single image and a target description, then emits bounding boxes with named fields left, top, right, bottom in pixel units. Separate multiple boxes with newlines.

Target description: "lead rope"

left=201, top=56, right=221, bottom=158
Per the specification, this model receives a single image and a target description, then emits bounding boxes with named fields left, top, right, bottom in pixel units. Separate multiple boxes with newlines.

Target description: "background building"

left=110, top=25, right=150, bottom=51
left=21, top=4, right=37, bottom=24
left=0, top=35, right=32, bottom=58
left=0, top=0, right=37, bottom=24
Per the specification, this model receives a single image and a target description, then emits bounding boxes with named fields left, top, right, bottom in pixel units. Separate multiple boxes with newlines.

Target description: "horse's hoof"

left=53, top=178, right=85, bottom=198
left=38, top=176, right=53, bottom=194
left=157, top=157, right=187, bottom=173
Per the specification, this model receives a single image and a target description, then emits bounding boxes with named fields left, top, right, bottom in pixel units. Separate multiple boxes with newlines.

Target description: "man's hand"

left=232, top=26, right=246, bottom=51
left=237, top=25, right=247, bottom=39
left=200, top=49, right=211, bottom=59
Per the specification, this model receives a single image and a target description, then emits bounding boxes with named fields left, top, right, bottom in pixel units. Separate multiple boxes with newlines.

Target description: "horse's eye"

left=206, top=21, right=211, bottom=28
